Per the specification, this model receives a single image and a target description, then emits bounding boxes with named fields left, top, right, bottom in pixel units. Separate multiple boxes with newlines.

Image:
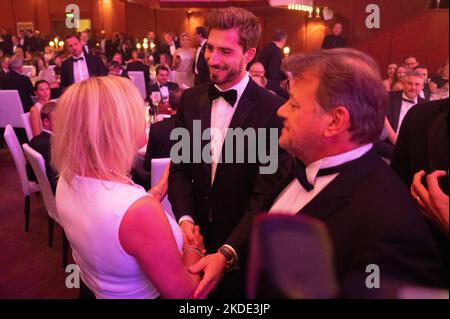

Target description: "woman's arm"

left=29, top=105, right=42, bottom=137
left=384, top=117, right=397, bottom=145
left=119, top=196, right=202, bottom=298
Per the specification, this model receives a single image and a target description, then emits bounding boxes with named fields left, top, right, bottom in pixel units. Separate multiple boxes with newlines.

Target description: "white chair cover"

left=128, top=71, right=147, bottom=100
left=21, top=112, right=34, bottom=141
left=0, top=90, right=25, bottom=128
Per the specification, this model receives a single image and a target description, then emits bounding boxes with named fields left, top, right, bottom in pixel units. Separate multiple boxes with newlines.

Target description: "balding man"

left=1, top=57, right=34, bottom=112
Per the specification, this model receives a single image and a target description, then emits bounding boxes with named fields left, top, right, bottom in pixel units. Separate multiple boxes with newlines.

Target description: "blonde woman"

left=172, top=32, right=195, bottom=88
left=52, top=76, right=203, bottom=299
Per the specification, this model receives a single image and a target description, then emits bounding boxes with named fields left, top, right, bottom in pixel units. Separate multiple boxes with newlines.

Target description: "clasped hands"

left=180, top=220, right=227, bottom=299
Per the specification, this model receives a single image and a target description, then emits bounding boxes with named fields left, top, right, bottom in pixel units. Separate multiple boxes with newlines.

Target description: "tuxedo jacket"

left=257, top=42, right=283, bottom=84
left=229, top=149, right=447, bottom=292
left=126, top=60, right=150, bottom=86
left=60, top=54, right=108, bottom=88
left=143, top=116, right=176, bottom=172
left=322, top=35, right=346, bottom=49
left=1, top=70, right=34, bottom=112
left=194, top=42, right=209, bottom=85
left=168, top=79, right=285, bottom=250
left=29, top=131, right=58, bottom=194
left=149, top=82, right=179, bottom=94
left=376, top=91, right=426, bottom=159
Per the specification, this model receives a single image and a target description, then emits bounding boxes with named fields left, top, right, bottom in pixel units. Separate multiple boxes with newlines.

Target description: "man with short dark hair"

left=322, top=22, right=346, bottom=49
left=404, top=56, right=419, bottom=71
left=60, top=34, right=108, bottom=88
left=257, top=29, right=287, bottom=85
left=414, top=65, right=431, bottom=100
left=108, top=60, right=129, bottom=79
left=149, top=65, right=179, bottom=97
left=169, top=7, right=285, bottom=298
left=193, top=26, right=210, bottom=86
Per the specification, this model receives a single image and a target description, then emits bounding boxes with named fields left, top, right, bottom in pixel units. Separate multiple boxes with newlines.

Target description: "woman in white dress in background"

left=172, top=32, right=195, bottom=89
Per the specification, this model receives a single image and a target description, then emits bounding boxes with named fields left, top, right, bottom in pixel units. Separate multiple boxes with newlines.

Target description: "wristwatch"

left=218, top=245, right=237, bottom=272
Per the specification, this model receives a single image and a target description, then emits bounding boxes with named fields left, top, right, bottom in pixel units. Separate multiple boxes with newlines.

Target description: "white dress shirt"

left=72, top=53, right=90, bottom=84
left=194, top=39, right=207, bottom=75
left=168, top=42, right=176, bottom=56
left=269, top=144, right=373, bottom=215
left=396, top=93, right=418, bottom=135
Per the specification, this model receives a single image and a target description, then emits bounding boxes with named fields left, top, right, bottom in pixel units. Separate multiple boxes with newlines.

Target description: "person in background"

left=404, top=56, right=419, bottom=71
left=29, top=101, right=58, bottom=193
left=173, top=32, right=195, bottom=88
left=321, top=22, right=346, bottom=49
left=29, top=80, right=51, bottom=137
left=391, top=65, right=407, bottom=91
left=108, top=60, right=129, bottom=79
left=1, top=57, right=34, bottom=112
left=249, top=61, right=288, bottom=99
left=430, top=61, right=449, bottom=93
left=383, top=63, right=397, bottom=91
left=0, top=55, right=9, bottom=86
left=52, top=76, right=204, bottom=299
left=193, top=26, right=209, bottom=86
left=257, top=29, right=287, bottom=86
left=414, top=65, right=431, bottom=100
left=43, top=46, right=54, bottom=63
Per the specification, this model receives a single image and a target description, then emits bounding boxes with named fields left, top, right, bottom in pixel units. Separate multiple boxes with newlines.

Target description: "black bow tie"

left=208, top=85, right=237, bottom=106
left=294, top=157, right=357, bottom=192
left=402, top=98, right=416, bottom=104
left=73, top=57, right=84, bottom=62
left=159, top=83, right=168, bottom=87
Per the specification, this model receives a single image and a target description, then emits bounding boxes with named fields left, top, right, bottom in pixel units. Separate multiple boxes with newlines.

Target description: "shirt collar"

left=42, top=128, right=53, bottom=135
left=73, top=53, right=85, bottom=60
left=402, top=92, right=417, bottom=104
left=214, top=72, right=250, bottom=108
left=305, top=143, right=373, bottom=185
left=200, top=39, right=207, bottom=47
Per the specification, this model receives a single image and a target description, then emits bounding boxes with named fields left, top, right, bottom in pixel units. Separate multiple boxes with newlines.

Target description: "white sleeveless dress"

left=56, top=175, right=183, bottom=299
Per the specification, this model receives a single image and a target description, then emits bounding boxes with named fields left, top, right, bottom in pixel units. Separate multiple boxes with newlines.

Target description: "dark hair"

left=34, top=79, right=49, bottom=91
left=205, top=7, right=261, bottom=52
left=282, top=48, right=388, bottom=144
left=169, top=88, right=183, bottom=111
left=65, top=33, right=80, bottom=41
left=40, top=101, right=57, bottom=122
left=156, top=64, right=170, bottom=75
left=414, top=65, right=428, bottom=71
left=159, top=53, right=172, bottom=65
left=273, top=29, right=287, bottom=42
left=195, top=26, right=208, bottom=39
left=108, top=61, right=121, bottom=69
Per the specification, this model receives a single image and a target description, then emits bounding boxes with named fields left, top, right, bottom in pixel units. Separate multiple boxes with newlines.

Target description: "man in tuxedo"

left=80, top=31, right=95, bottom=56
left=257, top=29, right=287, bottom=85
left=0, top=29, right=12, bottom=56
left=404, top=56, right=419, bottom=71
left=149, top=65, right=178, bottom=100
left=0, top=56, right=9, bottom=87
left=249, top=61, right=289, bottom=99
left=127, top=50, right=150, bottom=89
left=11, top=35, right=22, bottom=55
left=1, top=57, right=34, bottom=112
left=169, top=7, right=285, bottom=298
left=414, top=65, right=431, bottom=100
left=391, top=98, right=449, bottom=287
left=217, top=49, right=446, bottom=297
left=160, top=32, right=179, bottom=58
left=60, top=34, right=108, bottom=89
left=376, top=70, right=425, bottom=159
left=108, top=61, right=129, bottom=79
left=193, top=26, right=209, bottom=86
left=322, top=22, right=346, bottom=49
left=29, top=102, right=58, bottom=194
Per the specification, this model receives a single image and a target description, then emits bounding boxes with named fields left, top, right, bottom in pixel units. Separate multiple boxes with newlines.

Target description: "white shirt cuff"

left=178, top=215, right=195, bottom=225
left=222, top=244, right=239, bottom=263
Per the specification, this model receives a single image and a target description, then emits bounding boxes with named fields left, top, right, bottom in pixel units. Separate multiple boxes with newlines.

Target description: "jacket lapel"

left=298, top=149, right=382, bottom=221
left=391, top=93, right=403, bottom=132
left=199, top=87, right=212, bottom=188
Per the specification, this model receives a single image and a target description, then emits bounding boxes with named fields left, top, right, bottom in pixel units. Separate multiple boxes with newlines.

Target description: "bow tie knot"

left=73, top=57, right=84, bottom=62
left=402, top=97, right=416, bottom=104
left=208, top=85, right=237, bottom=106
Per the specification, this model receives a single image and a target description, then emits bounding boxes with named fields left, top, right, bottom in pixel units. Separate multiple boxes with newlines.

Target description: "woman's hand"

left=148, top=163, right=170, bottom=201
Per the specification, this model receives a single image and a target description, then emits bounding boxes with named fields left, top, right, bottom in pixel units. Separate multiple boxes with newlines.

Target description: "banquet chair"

left=247, top=214, right=338, bottom=299
left=0, top=90, right=25, bottom=129
left=22, top=143, right=69, bottom=267
left=151, top=158, right=174, bottom=219
left=3, top=125, right=40, bottom=231
left=21, top=112, right=33, bottom=141
left=22, top=65, right=35, bottom=78
left=128, top=71, right=147, bottom=100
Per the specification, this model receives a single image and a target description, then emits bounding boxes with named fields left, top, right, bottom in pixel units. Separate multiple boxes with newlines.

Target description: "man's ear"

left=244, top=48, right=257, bottom=64
left=323, top=106, right=351, bottom=138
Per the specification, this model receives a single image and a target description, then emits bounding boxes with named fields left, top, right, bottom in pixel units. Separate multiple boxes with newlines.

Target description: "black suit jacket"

left=230, top=149, right=447, bottom=293
left=143, top=116, right=176, bottom=172
left=257, top=42, right=283, bottom=85
left=29, top=131, right=58, bottom=194
left=194, top=42, right=209, bottom=86
left=376, top=91, right=426, bottom=159
left=1, top=70, right=34, bottom=112
left=149, top=82, right=179, bottom=94
left=322, top=35, right=346, bottom=49
left=60, top=54, right=108, bottom=88
left=168, top=79, right=285, bottom=251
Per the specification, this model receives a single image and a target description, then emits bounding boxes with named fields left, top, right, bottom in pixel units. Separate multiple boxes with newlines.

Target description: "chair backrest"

left=21, top=112, right=34, bottom=141
left=150, top=158, right=174, bottom=218
left=22, top=65, right=34, bottom=78
left=3, top=125, right=37, bottom=196
left=247, top=214, right=338, bottom=299
left=0, top=90, right=25, bottom=128
left=22, top=143, right=59, bottom=224
left=128, top=71, right=146, bottom=100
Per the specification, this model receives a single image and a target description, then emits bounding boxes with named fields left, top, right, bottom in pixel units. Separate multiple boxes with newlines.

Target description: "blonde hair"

left=52, top=76, right=145, bottom=183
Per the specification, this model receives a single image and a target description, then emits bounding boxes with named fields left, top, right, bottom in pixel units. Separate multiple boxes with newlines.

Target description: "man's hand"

left=411, top=170, right=449, bottom=236
left=180, top=220, right=198, bottom=246
left=189, top=252, right=227, bottom=299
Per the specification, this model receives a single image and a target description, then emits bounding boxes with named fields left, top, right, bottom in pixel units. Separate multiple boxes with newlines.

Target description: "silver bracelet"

left=182, top=247, right=203, bottom=257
